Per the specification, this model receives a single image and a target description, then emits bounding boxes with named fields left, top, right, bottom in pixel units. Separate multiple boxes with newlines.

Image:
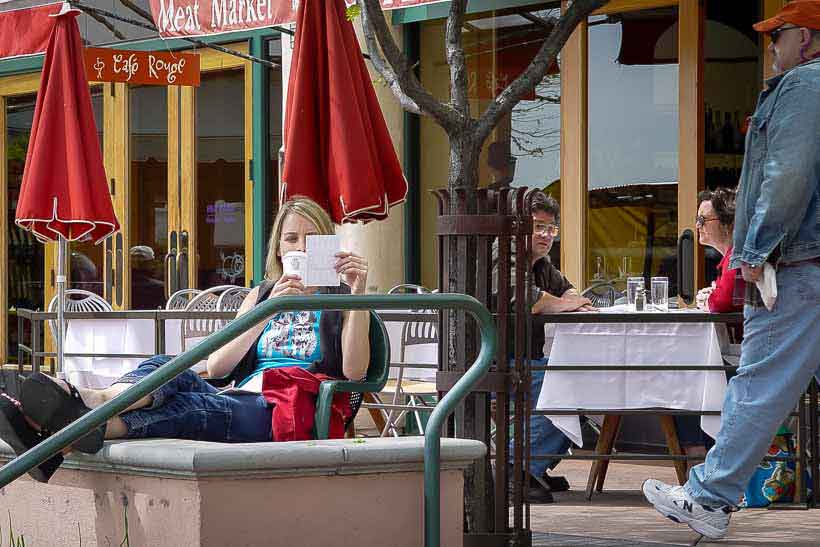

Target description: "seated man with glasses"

left=493, top=191, right=594, bottom=503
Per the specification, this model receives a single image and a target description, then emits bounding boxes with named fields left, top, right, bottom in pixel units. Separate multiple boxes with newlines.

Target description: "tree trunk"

left=447, top=126, right=481, bottom=192
left=442, top=131, right=493, bottom=532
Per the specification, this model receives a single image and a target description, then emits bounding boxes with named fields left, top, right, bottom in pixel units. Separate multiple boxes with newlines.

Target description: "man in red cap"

left=643, top=1, right=820, bottom=540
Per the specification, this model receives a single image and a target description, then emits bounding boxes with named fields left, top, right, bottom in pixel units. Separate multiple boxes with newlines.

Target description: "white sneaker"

left=642, top=479, right=732, bottom=539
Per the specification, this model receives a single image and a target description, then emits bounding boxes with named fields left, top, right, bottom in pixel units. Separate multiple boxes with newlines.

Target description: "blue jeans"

left=116, top=356, right=272, bottom=442
left=685, top=262, right=820, bottom=507
left=511, top=360, right=572, bottom=479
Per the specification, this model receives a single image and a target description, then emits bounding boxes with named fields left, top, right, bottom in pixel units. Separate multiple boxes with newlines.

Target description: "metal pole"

left=56, top=235, right=67, bottom=377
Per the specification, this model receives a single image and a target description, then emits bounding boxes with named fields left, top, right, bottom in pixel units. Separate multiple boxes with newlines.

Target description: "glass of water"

left=651, top=277, right=669, bottom=311
left=627, top=277, right=644, bottom=311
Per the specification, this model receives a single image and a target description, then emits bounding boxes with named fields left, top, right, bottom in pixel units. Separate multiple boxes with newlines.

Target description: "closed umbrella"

left=14, top=4, right=119, bottom=374
left=282, top=0, right=406, bottom=224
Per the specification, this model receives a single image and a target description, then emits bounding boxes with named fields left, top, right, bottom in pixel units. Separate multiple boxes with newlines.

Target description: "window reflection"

left=70, top=86, right=105, bottom=297
left=196, top=70, right=246, bottom=288
left=586, top=8, right=680, bottom=291
left=130, top=85, right=168, bottom=310
left=6, top=94, right=43, bottom=362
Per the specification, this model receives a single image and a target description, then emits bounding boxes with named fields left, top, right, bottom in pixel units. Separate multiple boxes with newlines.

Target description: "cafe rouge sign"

left=150, top=0, right=448, bottom=37
left=84, top=48, right=201, bottom=87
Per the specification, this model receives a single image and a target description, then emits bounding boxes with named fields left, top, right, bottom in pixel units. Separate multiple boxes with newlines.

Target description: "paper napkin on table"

left=756, top=263, right=778, bottom=311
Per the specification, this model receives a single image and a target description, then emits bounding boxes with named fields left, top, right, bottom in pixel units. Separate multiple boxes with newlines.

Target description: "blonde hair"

left=264, top=197, right=336, bottom=280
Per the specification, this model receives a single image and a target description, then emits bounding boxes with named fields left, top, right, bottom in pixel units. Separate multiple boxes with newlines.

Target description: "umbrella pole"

left=56, top=235, right=67, bottom=378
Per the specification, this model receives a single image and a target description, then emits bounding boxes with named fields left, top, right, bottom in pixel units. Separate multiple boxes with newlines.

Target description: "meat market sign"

left=149, top=0, right=447, bottom=37
left=84, top=48, right=200, bottom=86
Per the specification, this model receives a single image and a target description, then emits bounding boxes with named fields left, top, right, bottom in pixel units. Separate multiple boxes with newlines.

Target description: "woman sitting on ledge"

left=0, top=197, right=370, bottom=483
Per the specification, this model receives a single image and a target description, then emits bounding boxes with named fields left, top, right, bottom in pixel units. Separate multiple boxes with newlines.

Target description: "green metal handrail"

left=0, top=294, right=496, bottom=547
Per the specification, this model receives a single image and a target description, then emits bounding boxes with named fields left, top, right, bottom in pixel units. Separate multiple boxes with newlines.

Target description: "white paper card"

left=306, top=235, right=341, bottom=287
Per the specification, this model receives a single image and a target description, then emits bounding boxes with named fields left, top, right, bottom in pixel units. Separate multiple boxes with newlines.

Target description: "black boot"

left=0, top=394, right=64, bottom=483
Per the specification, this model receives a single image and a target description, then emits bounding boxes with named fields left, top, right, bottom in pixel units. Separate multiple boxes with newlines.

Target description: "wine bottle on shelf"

left=705, top=105, right=713, bottom=153
left=722, top=112, right=734, bottom=155
left=713, top=110, right=724, bottom=154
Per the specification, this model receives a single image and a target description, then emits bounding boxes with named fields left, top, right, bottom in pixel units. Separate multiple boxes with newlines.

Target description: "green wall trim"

left=402, top=23, right=421, bottom=285
left=391, top=0, right=558, bottom=24
left=0, top=28, right=280, bottom=78
left=250, top=36, right=271, bottom=286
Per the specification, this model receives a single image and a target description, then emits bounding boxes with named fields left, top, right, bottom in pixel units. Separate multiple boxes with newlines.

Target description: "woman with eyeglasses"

left=677, top=187, right=746, bottom=468
left=694, top=187, right=745, bottom=313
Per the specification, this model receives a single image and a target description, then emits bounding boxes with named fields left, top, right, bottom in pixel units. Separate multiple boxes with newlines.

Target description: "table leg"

left=363, top=392, right=388, bottom=434
left=659, top=415, right=688, bottom=486
left=585, top=415, right=621, bottom=500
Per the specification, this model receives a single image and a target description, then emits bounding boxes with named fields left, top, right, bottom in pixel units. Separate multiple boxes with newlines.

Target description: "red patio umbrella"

left=14, top=4, right=119, bottom=372
left=282, top=0, right=407, bottom=224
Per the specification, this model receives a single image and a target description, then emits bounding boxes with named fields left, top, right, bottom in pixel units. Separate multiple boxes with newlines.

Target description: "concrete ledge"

left=0, top=437, right=486, bottom=546
left=1, top=436, right=485, bottom=479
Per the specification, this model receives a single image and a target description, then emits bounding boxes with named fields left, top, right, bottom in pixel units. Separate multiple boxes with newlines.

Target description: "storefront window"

left=130, top=85, right=169, bottom=310
left=586, top=7, right=680, bottom=290
left=6, top=93, right=42, bottom=361
left=419, top=7, right=562, bottom=286
left=196, top=70, right=246, bottom=288
left=702, top=3, right=761, bottom=283
left=70, top=86, right=105, bottom=296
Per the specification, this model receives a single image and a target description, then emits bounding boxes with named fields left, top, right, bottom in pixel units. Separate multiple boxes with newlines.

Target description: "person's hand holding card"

left=334, top=250, right=369, bottom=295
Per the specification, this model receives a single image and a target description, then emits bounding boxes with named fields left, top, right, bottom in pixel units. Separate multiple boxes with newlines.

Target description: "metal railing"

left=1, top=294, right=496, bottom=547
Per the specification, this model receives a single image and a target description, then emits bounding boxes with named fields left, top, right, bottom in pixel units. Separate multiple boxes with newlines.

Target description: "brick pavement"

left=529, top=460, right=820, bottom=547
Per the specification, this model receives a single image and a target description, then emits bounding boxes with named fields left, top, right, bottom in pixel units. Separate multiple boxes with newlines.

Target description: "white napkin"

left=756, top=263, right=778, bottom=311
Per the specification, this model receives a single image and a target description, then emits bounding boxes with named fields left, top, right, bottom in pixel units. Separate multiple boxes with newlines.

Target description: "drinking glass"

left=626, top=277, right=644, bottom=311
left=651, top=277, right=669, bottom=311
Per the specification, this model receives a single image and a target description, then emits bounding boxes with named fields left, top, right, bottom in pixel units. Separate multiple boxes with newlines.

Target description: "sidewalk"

left=530, top=460, right=820, bottom=546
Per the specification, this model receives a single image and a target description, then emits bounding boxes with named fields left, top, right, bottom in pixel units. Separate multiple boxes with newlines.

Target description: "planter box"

left=0, top=437, right=485, bottom=546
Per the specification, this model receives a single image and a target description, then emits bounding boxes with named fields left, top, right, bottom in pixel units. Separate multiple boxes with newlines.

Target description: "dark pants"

left=116, top=356, right=272, bottom=442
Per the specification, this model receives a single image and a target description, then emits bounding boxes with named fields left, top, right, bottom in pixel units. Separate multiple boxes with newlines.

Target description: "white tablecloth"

left=379, top=311, right=438, bottom=382
left=536, top=308, right=728, bottom=447
left=64, top=319, right=209, bottom=388
left=64, top=319, right=156, bottom=388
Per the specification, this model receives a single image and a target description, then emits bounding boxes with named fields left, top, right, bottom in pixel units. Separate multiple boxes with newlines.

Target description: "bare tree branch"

left=360, top=6, right=421, bottom=115
left=79, top=5, right=126, bottom=40
left=118, top=0, right=154, bottom=24
left=360, top=0, right=462, bottom=131
left=475, top=0, right=610, bottom=143
left=445, top=0, right=469, bottom=118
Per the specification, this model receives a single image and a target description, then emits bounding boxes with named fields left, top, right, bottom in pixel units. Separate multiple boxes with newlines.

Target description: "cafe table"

left=534, top=305, right=741, bottom=495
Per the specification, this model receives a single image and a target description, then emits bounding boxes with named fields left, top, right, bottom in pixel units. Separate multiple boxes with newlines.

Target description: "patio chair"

left=216, top=286, right=252, bottom=313
left=180, top=285, right=242, bottom=352
left=314, top=311, right=391, bottom=439
left=581, top=281, right=622, bottom=308
left=370, top=310, right=439, bottom=437
left=165, top=288, right=202, bottom=310
left=47, top=289, right=112, bottom=342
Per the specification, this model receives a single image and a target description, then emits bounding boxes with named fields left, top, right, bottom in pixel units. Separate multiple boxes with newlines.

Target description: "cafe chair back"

left=46, top=289, right=112, bottom=341
left=180, top=285, right=242, bottom=351
left=582, top=281, right=622, bottom=308
left=314, top=311, right=391, bottom=438
left=165, top=288, right=203, bottom=310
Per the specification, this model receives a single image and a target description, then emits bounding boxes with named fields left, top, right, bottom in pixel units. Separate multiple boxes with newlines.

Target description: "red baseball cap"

left=754, top=0, right=820, bottom=33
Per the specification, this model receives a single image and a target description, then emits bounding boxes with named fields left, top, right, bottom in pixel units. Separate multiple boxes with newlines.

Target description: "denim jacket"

left=730, top=57, right=820, bottom=269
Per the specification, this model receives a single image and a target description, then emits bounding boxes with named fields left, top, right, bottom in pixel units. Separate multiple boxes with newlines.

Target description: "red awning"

left=0, top=2, right=63, bottom=59
left=14, top=6, right=119, bottom=243
left=281, top=0, right=406, bottom=224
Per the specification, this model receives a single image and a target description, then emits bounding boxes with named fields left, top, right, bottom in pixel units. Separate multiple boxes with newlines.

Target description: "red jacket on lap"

left=261, top=367, right=352, bottom=441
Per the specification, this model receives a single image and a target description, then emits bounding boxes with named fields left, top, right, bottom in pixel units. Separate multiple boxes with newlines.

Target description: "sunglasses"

left=770, top=25, right=800, bottom=44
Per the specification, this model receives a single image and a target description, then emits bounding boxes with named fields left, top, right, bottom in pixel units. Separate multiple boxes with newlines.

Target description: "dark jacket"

left=229, top=282, right=351, bottom=385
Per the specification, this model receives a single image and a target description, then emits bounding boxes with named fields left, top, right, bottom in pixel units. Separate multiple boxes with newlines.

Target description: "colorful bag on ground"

left=740, top=427, right=797, bottom=508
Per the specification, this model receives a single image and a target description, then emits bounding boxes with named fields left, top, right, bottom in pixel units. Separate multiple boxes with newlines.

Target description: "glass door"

left=119, top=46, right=252, bottom=310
